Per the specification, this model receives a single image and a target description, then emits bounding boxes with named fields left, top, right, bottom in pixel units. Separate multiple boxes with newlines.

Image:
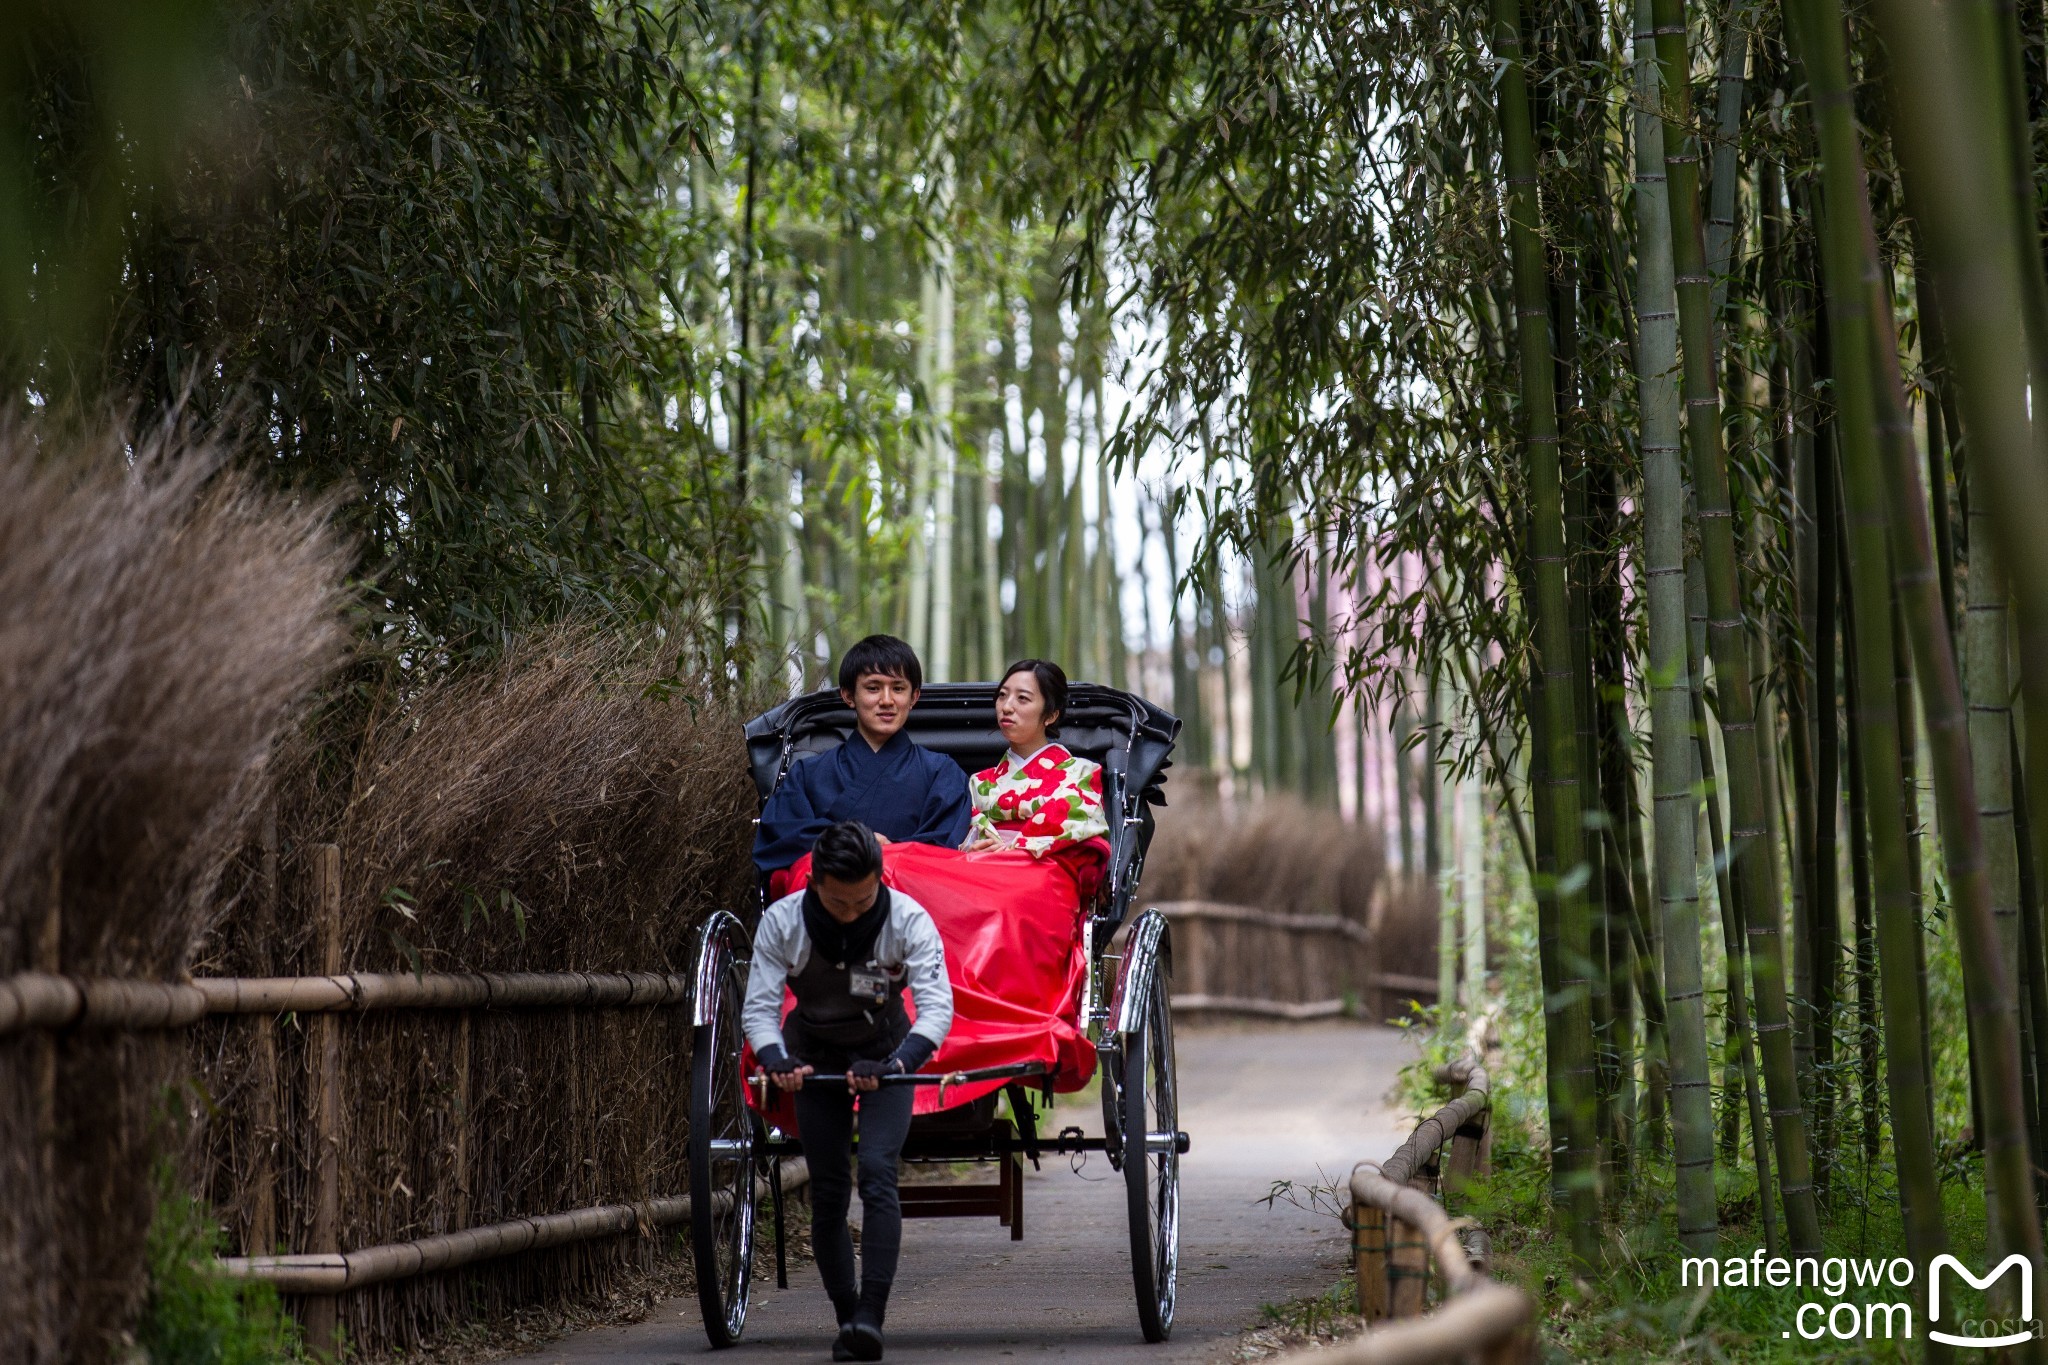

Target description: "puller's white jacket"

left=741, top=888, right=954, bottom=1060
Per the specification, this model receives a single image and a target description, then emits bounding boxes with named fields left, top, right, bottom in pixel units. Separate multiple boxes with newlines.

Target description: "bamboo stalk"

left=1461, top=762, right=1488, bottom=1013
left=1805, top=268, right=1841, bottom=1202
left=1841, top=548, right=1880, bottom=1163
left=1633, top=0, right=1713, bottom=1237
left=2013, top=733, right=2048, bottom=1206
left=1592, top=463, right=1638, bottom=1177
left=1689, top=568, right=1776, bottom=1253
left=1271, top=1283, right=1533, bottom=1365
left=1651, top=0, right=1821, bottom=1255
left=219, top=1160, right=810, bottom=1295
left=1703, top=0, right=1756, bottom=323
left=1865, top=0, right=2048, bottom=1311
left=1559, top=272, right=1615, bottom=1187
left=1862, top=219, right=2047, bottom=1299
left=925, top=164, right=957, bottom=682
left=1632, top=0, right=1710, bottom=1231
left=1489, top=0, right=1600, bottom=1261
left=1781, top=0, right=1964, bottom=1282
left=0, top=969, right=701, bottom=1037
left=1772, top=164, right=1818, bottom=1098
left=1891, top=598, right=1938, bottom=1141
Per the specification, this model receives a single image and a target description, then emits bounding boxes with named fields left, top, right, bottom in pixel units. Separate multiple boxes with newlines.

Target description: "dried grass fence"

left=0, top=415, right=765, bottom=1364
left=1142, top=788, right=1440, bottom=1021
left=185, top=632, right=761, bottom=1357
left=0, top=940, right=794, bottom=1355
left=1154, top=902, right=1439, bottom=1021
left=0, top=421, right=350, bottom=1365
left=1274, top=1014, right=1533, bottom=1364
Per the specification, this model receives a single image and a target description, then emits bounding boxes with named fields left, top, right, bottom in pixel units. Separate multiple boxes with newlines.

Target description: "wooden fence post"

left=304, top=844, right=343, bottom=1360
left=1350, top=1194, right=1386, bottom=1321
left=36, top=855, right=61, bottom=1241
left=1387, top=1154, right=1436, bottom=1320
left=1445, top=1118, right=1485, bottom=1204
left=1387, top=1205, right=1428, bottom=1317
left=452, top=1012, right=472, bottom=1233
left=248, top=805, right=280, bottom=1256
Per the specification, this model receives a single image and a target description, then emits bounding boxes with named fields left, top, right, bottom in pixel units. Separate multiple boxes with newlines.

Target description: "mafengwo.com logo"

left=1680, top=1250, right=2040, bottom=1346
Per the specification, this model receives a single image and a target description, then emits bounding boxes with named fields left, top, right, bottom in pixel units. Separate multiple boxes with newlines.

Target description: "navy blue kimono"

left=752, top=729, right=973, bottom=872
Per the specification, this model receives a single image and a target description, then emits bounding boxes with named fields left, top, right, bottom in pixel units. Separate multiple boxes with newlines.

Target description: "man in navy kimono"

left=753, top=635, right=973, bottom=873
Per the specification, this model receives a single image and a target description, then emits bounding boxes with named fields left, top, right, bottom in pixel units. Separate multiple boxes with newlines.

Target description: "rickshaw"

left=686, top=682, right=1186, bottom=1347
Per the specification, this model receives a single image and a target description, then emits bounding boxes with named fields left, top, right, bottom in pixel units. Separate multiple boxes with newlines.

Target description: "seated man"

left=746, top=821, right=953, bottom=1361
left=752, top=634, right=972, bottom=876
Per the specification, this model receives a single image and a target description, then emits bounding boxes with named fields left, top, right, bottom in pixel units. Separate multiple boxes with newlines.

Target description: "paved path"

left=503, top=1021, right=1417, bottom=1364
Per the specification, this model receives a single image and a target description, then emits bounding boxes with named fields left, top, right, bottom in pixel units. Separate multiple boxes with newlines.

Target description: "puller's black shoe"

left=832, top=1312, right=884, bottom=1361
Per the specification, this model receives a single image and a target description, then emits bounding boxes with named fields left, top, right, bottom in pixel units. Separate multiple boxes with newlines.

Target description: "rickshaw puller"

left=745, top=819, right=954, bottom=1362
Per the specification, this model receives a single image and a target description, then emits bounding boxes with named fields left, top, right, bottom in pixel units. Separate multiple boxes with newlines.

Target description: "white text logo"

left=1929, top=1254, right=2036, bottom=1349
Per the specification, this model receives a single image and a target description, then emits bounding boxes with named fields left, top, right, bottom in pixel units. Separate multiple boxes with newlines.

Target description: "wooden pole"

left=1446, top=1121, right=1485, bottom=1204
left=249, top=804, right=280, bottom=1256
left=36, top=852, right=60, bottom=1247
left=453, top=1012, right=472, bottom=1233
left=1387, top=1200, right=1428, bottom=1318
left=305, top=843, right=343, bottom=1360
left=1351, top=1194, right=1387, bottom=1321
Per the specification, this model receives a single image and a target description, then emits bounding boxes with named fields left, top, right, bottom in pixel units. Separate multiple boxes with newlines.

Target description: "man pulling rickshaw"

left=688, top=633, right=1186, bottom=1355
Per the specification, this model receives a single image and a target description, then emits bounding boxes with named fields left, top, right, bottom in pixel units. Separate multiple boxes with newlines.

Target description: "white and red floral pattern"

left=966, top=743, right=1109, bottom=857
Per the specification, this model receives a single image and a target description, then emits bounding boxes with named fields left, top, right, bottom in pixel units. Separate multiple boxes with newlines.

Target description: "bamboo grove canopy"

left=18, top=0, right=2048, bottom=1321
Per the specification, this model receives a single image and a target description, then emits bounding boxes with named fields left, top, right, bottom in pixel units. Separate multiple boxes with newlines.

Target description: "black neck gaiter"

left=802, top=882, right=891, bottom=965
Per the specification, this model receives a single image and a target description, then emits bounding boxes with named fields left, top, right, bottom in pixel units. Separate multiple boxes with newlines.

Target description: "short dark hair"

left=838, top=634, right=923, bottom=695
left=999, top=659, right=1069, bottom=732
left=813, top=820, right=884, bottom=883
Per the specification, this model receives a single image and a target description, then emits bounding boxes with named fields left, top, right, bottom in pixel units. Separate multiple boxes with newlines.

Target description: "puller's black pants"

left=792, top=1080, right=915, bottom=1325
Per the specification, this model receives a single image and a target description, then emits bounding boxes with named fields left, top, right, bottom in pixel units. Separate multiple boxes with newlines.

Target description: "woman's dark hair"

left=999, top=659, right=1068, bottom=733
left=812, top=820, right=884, bottom=883
left=838, top=633, right=923, bottom=693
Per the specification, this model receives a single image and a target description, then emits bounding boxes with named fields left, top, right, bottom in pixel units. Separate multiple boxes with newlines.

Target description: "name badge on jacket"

left=847, top=965, right=890, bottom=1003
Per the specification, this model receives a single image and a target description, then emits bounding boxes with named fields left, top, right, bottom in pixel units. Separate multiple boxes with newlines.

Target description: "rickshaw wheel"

left=1121, top=955, right=1180, bottom=1342
left=689, top=913, right=756, bottom=1347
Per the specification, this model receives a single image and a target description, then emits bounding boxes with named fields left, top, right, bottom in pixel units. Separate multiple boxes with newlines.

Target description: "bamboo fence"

left=1153, top=901, right=1439, bottom=1021
left=4, top=842, right=771, bottom=1361
left=1273, top=1012, right=1533, bottom=1364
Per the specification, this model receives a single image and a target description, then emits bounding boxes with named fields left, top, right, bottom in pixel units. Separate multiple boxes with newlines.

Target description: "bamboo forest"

left=18, top=0, right=2048, bottom=1359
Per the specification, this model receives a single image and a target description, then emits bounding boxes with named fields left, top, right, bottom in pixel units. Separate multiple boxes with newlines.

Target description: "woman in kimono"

left=961, top=660, right=1110, bottom=857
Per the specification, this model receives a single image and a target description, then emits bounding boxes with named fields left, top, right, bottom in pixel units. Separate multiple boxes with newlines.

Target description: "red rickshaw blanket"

left=754, top=839, right=1104, bottom=1116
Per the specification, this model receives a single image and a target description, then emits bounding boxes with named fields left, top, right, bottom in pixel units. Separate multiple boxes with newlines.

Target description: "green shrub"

left=138, top=1172, right=308, bottom=1365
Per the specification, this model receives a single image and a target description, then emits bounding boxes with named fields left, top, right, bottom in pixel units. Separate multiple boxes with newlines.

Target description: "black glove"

left=757, top=1045, right=802, bottom=1075
left=888, top=1033, right=937, bottom=1076
left=848, top=1057, right=901, bottom=1082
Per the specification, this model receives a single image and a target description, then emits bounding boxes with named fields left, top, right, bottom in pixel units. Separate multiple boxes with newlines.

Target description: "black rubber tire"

left=1122, top=966, right=1180, bottom=1342
left=689, top=924, right=755, bottom=1347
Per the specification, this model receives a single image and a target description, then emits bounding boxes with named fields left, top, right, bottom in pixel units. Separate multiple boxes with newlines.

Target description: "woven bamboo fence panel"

left=180, top=814, right=755, bottom=1358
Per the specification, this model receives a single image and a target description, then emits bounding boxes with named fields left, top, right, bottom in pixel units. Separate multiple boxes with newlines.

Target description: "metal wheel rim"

left=1124, top=976, right=1179, bottom=1339
left=1143, top=978, right=1180, bottom=1330
left=690, top=934, right=755, bottom=1345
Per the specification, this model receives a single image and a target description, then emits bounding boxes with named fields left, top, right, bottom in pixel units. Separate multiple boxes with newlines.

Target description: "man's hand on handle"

left=758, top=1046, right=812, bottom=1092
left=847, top=1058, right=904, bottom=1093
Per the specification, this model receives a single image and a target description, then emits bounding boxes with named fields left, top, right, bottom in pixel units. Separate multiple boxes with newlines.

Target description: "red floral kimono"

left=967, top=743, right=1109, bottom=857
